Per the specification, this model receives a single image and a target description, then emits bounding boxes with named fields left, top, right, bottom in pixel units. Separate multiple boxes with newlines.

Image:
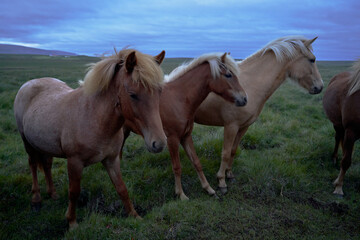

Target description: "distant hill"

left=0, top=44, right=77, bottom=56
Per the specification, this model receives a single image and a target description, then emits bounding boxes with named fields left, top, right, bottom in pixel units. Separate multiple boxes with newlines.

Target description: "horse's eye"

left=224, top=73, right=232, bottom=78
left=129, top=93, right=138, bottom=100
left=309, top=59, right=315, bottom=63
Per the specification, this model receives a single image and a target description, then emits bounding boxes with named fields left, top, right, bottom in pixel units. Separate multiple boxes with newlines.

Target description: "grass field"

left=0, top=54, right=359, bottom=239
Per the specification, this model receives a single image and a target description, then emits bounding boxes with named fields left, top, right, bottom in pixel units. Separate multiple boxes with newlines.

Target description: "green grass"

left=0, top=54, right=359, bottom=239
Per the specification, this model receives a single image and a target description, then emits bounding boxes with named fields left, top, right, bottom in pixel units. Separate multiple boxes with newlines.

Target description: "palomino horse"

left=121, top=53, right=247, bottom=200
left=14, top=49, right=167, bottom=229
left=194, top=36, right=324, bottom=193
left=323, top=59, right=360, bottom=195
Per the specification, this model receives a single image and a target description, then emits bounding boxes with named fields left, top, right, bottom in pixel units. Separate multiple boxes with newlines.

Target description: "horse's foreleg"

left=41, top=156, right=59, bottom=200
left=102, top=156, right=139, bottom=218
left=65, top=158, right=84, bottom=229
left=226, top=127, right=248, bottom=180
left=119, top=127, right=130, bottom=160
left=181, top=134, right=215, bottom=196
left=333, top=129, right=356, bottom=195
left=217, top=124, right=239, bottom=193
left=168, top=136, right=188, bottom=200
left=332, top=125, right=344, bottom=165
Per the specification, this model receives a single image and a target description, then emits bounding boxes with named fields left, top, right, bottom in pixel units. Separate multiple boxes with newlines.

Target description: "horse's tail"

left=347, top=59, right=360, bottom=96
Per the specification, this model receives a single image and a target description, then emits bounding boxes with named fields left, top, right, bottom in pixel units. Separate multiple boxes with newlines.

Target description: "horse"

left=121, top=53, right=248, bottom=200
left=323, top=59, right=360, bottom=195
left=13, top=48, right=167, bottom=229
left=194, top=36, right=324, bottom=193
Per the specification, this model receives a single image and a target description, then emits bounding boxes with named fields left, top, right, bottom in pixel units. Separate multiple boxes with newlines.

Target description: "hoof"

left=333, top=193, right=344, bottom=199
left=227, top=177, right=236, bottom=184
left=68, top=221, right=79, bottom=230
left=50, top=192, right=59, bottom=200
left=129, top=210, right=140, bottom=219
left=218, top=186, right=228, bottom=195
left=333, top=188, right=344, bottom=197
left=210, top=193, right=220, bottom=200
left=31, top=202, right=42, bottom=212
left=179, top=194, right=189, bottom=201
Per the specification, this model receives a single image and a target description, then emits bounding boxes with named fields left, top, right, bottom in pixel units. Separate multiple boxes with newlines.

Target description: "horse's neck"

left=166, top=64, right=211, bottom=115
left=240, top=53, right=288, bottom=107
left=78, top=87, right=123, bottom=133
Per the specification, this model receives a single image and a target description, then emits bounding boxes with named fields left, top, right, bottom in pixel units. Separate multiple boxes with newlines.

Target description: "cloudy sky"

left=0, top=0, right=359, bottom=60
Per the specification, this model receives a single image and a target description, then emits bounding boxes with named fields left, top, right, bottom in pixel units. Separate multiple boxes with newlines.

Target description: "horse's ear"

left=228, top=52, right=231, bottom=55
left=221, top=52, right=227, bottom=63
left=126, top=51, right=137, bottom=73
left=305, top=37, right=318, bottom=47
left=154, top=50, right=166, bottom=65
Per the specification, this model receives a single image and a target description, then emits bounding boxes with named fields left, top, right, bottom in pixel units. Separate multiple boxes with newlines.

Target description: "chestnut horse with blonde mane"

left=323, top=59, right=360, bottom=195
left=194, top=36, right=323, bottom=193
left=121, top=53, right=247, bottom=200
left=14, top=49, right=167, bottom=229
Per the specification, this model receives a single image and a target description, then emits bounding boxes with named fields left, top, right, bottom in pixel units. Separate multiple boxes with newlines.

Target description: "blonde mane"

left=82, top=48, right=163, bottom=95
left=347, top=59, right=360, bottom=96
left=241, top=36, right=314, bottom=64
left=165, top=53, right=240, bottom=82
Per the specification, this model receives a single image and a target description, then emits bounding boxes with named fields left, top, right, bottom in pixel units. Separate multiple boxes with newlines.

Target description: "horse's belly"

left=22, top=112, right=65, bottom=157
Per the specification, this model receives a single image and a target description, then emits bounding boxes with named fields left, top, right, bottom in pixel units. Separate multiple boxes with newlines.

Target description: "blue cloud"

left=0, top=0, right=359, bottom=60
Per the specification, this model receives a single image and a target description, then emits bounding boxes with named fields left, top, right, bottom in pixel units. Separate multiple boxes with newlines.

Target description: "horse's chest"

left=81, top=142, right=121, bottom=166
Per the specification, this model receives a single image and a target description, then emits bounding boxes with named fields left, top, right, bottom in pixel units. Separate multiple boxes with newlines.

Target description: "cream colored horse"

left=194, top=36, right=323, bottom=193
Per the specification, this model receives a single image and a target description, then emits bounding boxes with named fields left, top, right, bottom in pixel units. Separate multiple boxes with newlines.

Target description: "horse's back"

left=15, top=78, right=71, bottom=122
left=323, top=72, right=351, bottom=127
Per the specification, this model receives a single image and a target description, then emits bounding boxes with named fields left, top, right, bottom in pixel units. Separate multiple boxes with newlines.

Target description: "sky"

left=0, top=0, right=359, bottom=60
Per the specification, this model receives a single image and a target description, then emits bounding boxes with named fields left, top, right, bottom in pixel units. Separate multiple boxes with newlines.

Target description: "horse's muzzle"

left=309, top=85, right=323, bottom=94
left=235, top=95, right=247, bottom=107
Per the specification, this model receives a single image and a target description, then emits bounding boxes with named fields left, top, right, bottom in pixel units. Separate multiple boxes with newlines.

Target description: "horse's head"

left=209, top=53, right=248, bottom=106
left=117, top=50, right=167, bottom=153
left=286, top=37, right=323, bottom=94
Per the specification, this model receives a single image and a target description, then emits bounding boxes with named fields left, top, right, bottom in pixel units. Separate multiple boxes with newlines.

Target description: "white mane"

left=165, top=53, right=239, bottom=82
left=242, top=36, right=314, bottom=64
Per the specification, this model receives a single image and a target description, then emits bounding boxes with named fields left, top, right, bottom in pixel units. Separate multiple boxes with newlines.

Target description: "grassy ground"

left=0, top=54, right=359, bottom=239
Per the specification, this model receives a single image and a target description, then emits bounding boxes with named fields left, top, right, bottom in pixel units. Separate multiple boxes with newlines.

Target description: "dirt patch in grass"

left=285, top=192, right=349, bottom=215
left=86, top=192, right=149, bottom=218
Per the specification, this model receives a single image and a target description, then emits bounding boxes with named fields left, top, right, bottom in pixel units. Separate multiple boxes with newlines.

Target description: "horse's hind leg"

left=21, top=137, right=42, bottom=208
left=40, top=156, right=59, bottom=200
left=217, top=124, right=239, bottom=193
left=226, top=127, right=248, bottom=181
left=28, top=153, right=42, bottom=206
left=333, top=129, right=356, bottom=195
left=332, top=125, right=344, bottom=165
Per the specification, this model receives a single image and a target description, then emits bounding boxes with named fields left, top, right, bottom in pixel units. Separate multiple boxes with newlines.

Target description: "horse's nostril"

left=235, top=97, right=247, bottom=107
left=152, top=141, right=164, bottom=153
left=313, top=86, right=323, bottom=94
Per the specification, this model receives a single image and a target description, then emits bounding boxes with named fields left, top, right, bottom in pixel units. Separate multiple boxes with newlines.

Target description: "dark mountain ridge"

left=0, top=44, right=77, bottom=56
